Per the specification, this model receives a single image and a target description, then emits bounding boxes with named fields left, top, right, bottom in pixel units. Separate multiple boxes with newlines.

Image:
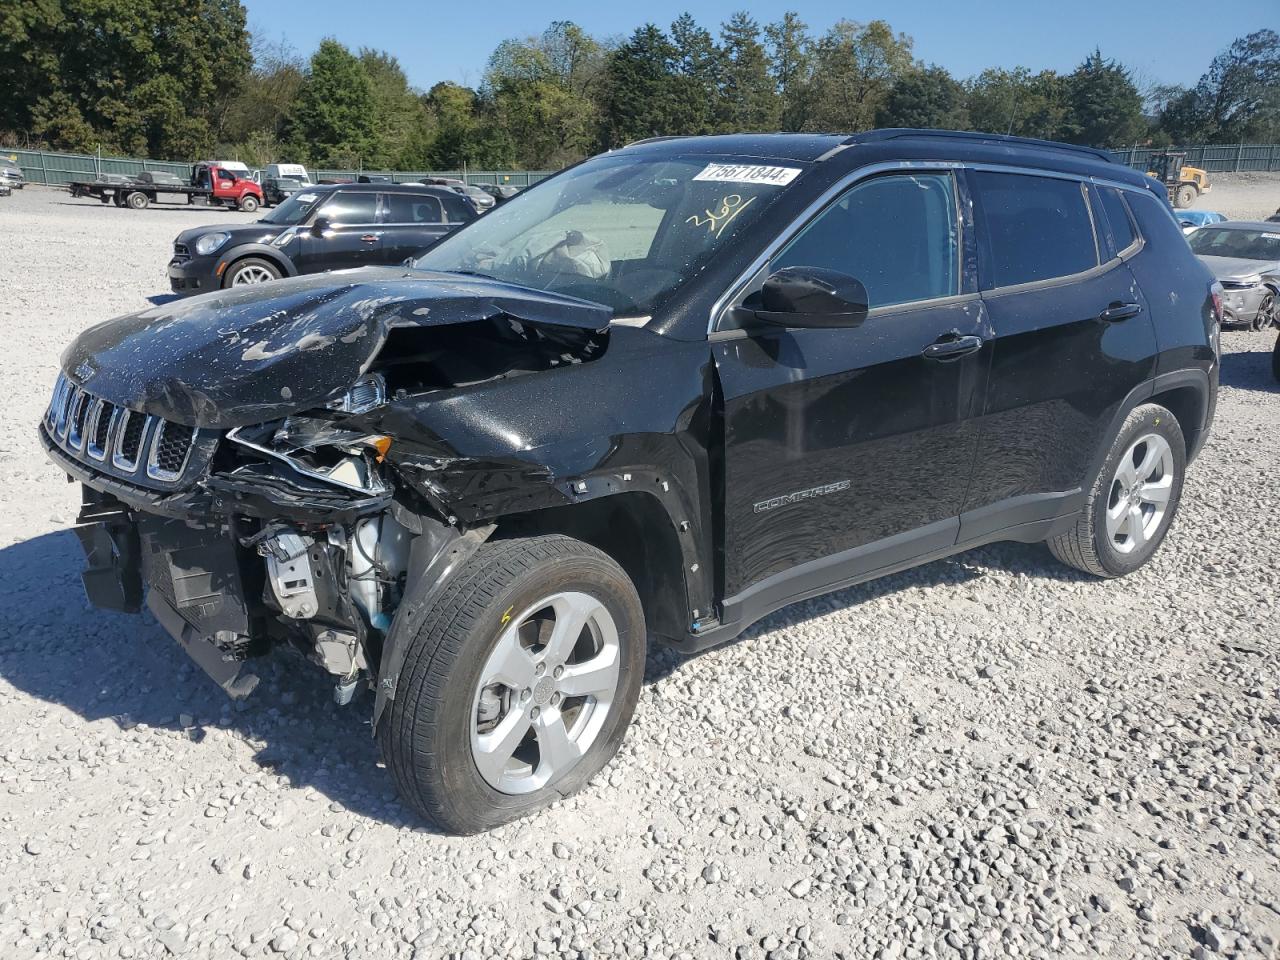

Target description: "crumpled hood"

left=60, top=267, right=612, bottom=428
left=1198, top=255, right=1280, bottom=283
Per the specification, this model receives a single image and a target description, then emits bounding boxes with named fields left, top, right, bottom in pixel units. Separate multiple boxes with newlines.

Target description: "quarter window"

left=972, top=171, right=1098, bottom=288
left=439, top=193, right=476, bottom=224
left=319, top=192, right=378, bottom=225
left=1098, top=187, right=1137, bottom=252
left=770, top=172, right=959, bottom=309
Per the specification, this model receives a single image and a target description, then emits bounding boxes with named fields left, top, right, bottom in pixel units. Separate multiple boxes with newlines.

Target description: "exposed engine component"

left=348, top=515, right=412, bottom=632
left=259, top=530, right=319, bottom=618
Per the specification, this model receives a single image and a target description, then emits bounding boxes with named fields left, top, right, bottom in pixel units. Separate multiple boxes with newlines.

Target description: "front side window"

left=412, top=153, right=801, bottom=315
left=973, top=171, right=1098, bottom=288
left=768, top=172, right=960, bottom=310
left=383, top=193, right=441, bottom=224
left=319, top=192, right=378, bottom=225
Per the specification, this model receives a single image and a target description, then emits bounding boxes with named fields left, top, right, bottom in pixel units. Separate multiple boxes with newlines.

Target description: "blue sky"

left=244, top=0, right=1276, bottom=91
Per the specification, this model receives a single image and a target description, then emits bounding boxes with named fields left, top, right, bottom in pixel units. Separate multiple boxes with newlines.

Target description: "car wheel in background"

left=1254, top=292, right=1277, bottom=332
left=125, top=191, right=149, bottom=210
left=1048, top=403, right=1186, bottom=578
left=223, top=257, right=281, bottom=288
left=238, top=194, right=259, bottom=213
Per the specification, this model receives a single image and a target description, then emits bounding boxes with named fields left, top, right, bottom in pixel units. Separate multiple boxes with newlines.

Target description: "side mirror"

left=736, top=266, right=870, bottom=329
left=311, top=216, right=331, bottom=236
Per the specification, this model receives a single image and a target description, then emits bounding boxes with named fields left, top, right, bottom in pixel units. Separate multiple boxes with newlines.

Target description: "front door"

left=298, top=190, right=382, bottom=273
left=714, top=170, right=991, bottom=600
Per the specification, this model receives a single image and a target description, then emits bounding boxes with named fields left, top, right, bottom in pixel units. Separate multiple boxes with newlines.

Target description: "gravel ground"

left=1, top=183, right=1278, bottom=960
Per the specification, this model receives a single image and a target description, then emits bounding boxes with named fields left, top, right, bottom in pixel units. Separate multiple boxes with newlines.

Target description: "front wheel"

left=223, top=257, right=282, bottom=288
left=378, top=535, right=646, bottom=833
left=238, top=194, right=259, bottom=213
left=1174, top=184, right=1198, bottom=208
left=1253, top=291, right=1276, bottom=332
left=1048, top=403, right=1186, bottom=578
left=1272, top=331, right=1280, bottom=382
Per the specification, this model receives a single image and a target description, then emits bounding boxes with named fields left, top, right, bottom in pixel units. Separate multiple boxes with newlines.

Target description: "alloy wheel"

left=1254, top=293, right=1276, bottom=332
left=1105, top=433, right=1175, bottom=554
left=469, top=591, right=620, bottom=795
left=231, top=264, right=276, bottom=285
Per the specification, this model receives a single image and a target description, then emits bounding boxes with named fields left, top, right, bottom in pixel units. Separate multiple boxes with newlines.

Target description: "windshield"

left=1189, top=227, right=1280, bottom=261
left=412, top=154, right=804, bottom=315
left=260, top=190, right=325, bottom=226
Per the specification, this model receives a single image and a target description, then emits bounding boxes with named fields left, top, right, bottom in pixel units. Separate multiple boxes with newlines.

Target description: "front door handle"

left=1099, top=301, right=1142, bottom=323
left=922, top=334, right=984, bottom=361
left=359, top=234, right=379, bottom=243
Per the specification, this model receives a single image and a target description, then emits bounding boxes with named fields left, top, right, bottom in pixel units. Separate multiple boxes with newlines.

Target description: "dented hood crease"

left=60, top=268, right=612, bottom=428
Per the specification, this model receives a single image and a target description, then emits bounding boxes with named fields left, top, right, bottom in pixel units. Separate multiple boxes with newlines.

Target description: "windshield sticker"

left=693, top=163, right=801, bottom=186
left=296, top=193, right=318, bottom=203
left=687, top=194, right=757, bottom=237
left=1263, top=232, right=1280, bottom=240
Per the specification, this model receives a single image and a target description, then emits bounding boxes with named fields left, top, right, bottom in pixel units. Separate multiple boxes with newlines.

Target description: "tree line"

left=1, top=2, right=1277, bottom=170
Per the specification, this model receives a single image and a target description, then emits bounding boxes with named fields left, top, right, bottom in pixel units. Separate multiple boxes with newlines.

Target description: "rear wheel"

left=238, top=194, right=259, bottom=213
left=223, top=257, right=282, bottom=288
left=378, top=535, right=646, bottom=833
left=1174, top=183, right=1198, bottom=209
left=126, top=191, right=149, bottom=209
left=1272, top=331, right=1280, bottom=382
left=1048, top=404, right=1186, bottom=578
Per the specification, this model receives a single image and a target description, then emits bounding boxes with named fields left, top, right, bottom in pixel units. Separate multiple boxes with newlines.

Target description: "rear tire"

left=1272, top=331, right=1280, bottom=382
left=126, top=191, right=149, bottom=210
left=1174, top=184, right=1197, bottom=209
left=1048, top=404, right=1186, bottom=578
left=378, top=535, right=646, bottom=834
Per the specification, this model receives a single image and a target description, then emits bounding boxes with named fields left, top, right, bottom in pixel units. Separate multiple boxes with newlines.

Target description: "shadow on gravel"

left=2, top=529, right=1074, bottom=821
left=51, top=201, right=251, bottom=216
left=0, top=530, right=430, bottom=829
left=1219, top=341, right=1279, bottom=393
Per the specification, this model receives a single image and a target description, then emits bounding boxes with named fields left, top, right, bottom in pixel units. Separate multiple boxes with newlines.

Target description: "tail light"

left=1209, top=281, right=1223, bottom=359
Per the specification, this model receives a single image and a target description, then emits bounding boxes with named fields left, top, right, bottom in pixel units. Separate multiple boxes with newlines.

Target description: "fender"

left=219, top=244, right=299, bottom=279
left=1085, top=367, right=1212, bottom=485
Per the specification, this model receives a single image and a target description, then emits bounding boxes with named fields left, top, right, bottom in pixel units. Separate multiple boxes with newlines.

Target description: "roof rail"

left=848, top=128, right=1115, bottom=164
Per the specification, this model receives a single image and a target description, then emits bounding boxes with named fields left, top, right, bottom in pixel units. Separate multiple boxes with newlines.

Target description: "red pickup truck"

left=68, top=162, right=265, bottom=211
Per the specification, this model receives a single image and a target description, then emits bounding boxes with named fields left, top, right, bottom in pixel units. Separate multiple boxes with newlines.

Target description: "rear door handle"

left=922, top=334, right=984, bottom=361
left=359, top=234, right=379, bottom=243
left=1099, top=301, right=1142, bottom=323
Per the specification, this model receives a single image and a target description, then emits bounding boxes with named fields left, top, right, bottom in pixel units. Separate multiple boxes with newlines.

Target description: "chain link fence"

left=0, top=148, right=555, bottom=188
left=6, top=143, right=1280, bottom=189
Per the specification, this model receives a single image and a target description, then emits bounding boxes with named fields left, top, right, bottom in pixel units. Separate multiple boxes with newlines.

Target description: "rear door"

left=378, top=192, right=449, bottom=263
left=296, top=190, right=381, bottom=273
left=714, top=170, right=991, bottom=598
left=959, top=169, right=1158, bottom=538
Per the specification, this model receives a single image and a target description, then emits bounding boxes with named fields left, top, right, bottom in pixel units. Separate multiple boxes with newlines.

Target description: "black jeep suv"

left=43, top=130, right=1219, bottom=833
left=168, top=182, right=476, bottom=295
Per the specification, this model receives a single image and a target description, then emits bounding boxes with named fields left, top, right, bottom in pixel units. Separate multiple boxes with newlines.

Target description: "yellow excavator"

left=1146, top=152, right=1211, bottom=208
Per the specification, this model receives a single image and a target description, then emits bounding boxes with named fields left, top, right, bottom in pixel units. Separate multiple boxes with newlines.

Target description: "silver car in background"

left=1189, top=222, right=1280, bottom=330
left=0, top=162, right=25, bottom=189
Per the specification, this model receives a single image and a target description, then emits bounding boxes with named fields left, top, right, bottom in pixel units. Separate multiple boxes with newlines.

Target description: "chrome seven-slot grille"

left=44, top=372, right=211, bottom=489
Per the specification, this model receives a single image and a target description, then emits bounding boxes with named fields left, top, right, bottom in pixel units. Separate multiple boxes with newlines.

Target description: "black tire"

left=378, top=535, right=646, bottom=833
left=1174, top=183, right=1197, bottom=209
left=1272, top=331, right=1280, bottom=382
left=221, top=257, right=282, bottom=288
left=125, top=191, right=149, bottom=210
left=1048, top=403, right=1186, bottom=578
left=1253, top=292, right=1276, bottom=332
left=238, top=194, right=259, bottom=213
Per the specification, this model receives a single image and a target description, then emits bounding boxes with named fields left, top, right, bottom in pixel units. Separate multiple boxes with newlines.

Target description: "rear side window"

left=383, top=193, right=441, bottom=224
left=771, top=172, right=959, bottom=309
left=439, top=193, right=476, bottom=224
left=1098, top=187, right=1138, bottom=252
left=973, top=171, right=1098, bottom=288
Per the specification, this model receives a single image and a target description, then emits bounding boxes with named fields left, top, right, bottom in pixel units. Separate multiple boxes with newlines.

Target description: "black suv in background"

left=168, top=183, right=476, bottom=295
left=44, top=130, right=1218, bottom=833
